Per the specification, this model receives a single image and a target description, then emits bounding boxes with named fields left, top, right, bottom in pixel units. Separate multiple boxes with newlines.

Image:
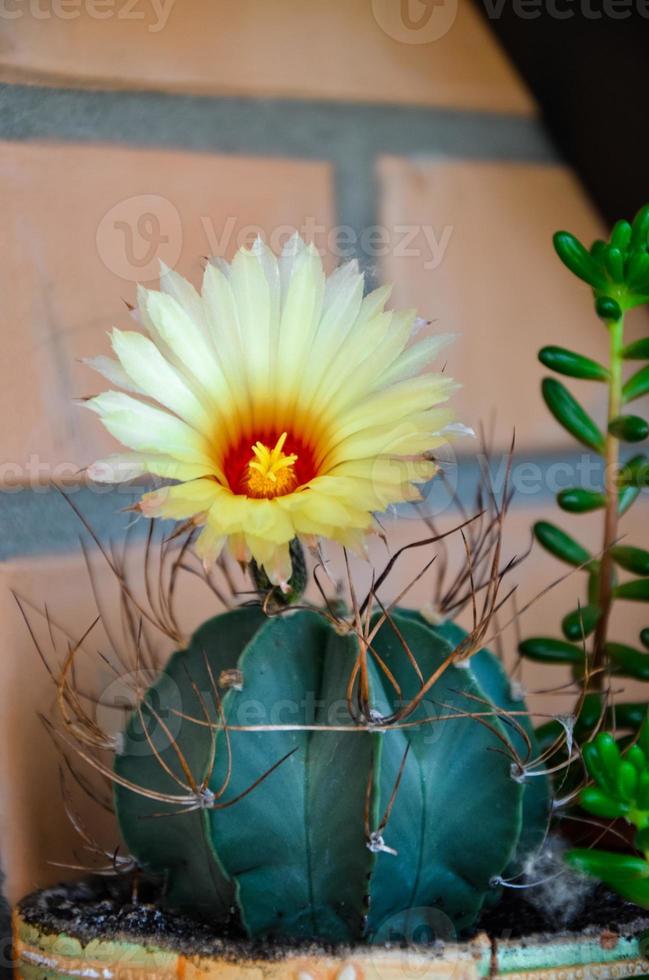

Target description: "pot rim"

left=13, top=904, right=649, bottom=980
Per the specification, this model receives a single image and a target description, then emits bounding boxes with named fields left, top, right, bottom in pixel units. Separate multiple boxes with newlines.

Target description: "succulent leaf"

left=582, top=739, right=617, bottom=795
left=608, top=415, right=649, bottom=442
left=557, top=488, right=606, bottom=513
left=611, top=702, right=648, bottom=728
left=618, top=454, right=649, bottom=488
left=542, top=378, right=605, bottom=453
left=579, top=786, right=628, bottom=819
left=611, top=220, right=633, bottom=252
left=593, top=733, right=622, bottom=780
left=627, top=745, right=647, bottom=773
left=565, top=850, right=649, bottom=908
left=561, top=604, right=600, bottom=642
left=619, top=484, right=641, bottom=514
left=604, top=245, right=625, bottom=284
left=625, top=251, right=649, bottom=291
left=607, top=643, right=649, bottom=680
left=518, top=637, right=584, bottom=665
left=622, top=337, right=649, bottom=360
left=631, top=204, right=649, bottom=250
left=617, top=760, right=639, bottom=801
left=538, top=347, right=608, bottom=382
left=623, top=365, right=649, bottom=404
left=616, top=579, right=649, bottom=602
left=553, top=231, right=607, bottom=289
left=638, top=772, right=649, bottom=811
left=611, top=545, right=649, bottom=577
left=533, top=521, right=592, bottom=567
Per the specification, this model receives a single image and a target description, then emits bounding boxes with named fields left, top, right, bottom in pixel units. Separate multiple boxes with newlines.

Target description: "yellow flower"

left=85, top=235, right=458, bottom=587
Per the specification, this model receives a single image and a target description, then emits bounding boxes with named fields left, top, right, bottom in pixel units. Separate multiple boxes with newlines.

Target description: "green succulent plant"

left=566, top=723, right=649, bottom=907
left=520, top=205, right=649, bottom=746
left=114, top=605, right=550, bottom=943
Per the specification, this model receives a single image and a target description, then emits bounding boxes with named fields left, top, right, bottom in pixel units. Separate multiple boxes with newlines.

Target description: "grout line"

left=0, top=81, right=559, bottom=245
left=2, top=449, right=644, bottom=562
left=0, top=83, right=559, bottom=165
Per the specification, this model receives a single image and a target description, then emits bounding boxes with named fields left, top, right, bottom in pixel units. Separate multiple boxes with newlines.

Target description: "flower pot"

left=12, top=881, right=649, bottom=980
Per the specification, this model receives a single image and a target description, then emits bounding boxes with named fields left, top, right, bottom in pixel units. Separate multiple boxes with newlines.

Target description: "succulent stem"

left=593, top=314, right=625, bottom=680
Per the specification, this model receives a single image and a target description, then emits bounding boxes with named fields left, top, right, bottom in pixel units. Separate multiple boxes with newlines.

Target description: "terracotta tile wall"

left=0, top=141, right=334, bottom=479
left=0, top=0, right=533, bottom=112
left=378, top=155, right=649, bottom=450
left=1, top=0, right=648, bottom=905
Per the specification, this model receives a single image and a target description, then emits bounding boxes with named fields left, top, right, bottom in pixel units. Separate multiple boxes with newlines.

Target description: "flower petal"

left=195, top=524, right=226, bottom=570
left=85, top=235, right=461, bottom=579
left=85, top=391, right=217, bottom=468
left=110, top=329, right=212, bottom=432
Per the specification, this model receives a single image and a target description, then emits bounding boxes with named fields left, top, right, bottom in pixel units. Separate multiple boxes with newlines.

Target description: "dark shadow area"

left=0, top=868, right=11, bottom=979
left=472, top=0, right=649, bottom=225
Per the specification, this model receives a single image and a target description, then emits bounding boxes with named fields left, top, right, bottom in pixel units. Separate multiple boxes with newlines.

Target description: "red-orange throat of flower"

left=223, top=431, right=318, bottom=499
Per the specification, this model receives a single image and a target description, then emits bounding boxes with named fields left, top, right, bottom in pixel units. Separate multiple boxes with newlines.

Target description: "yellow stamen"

left=245, top=432, right=299, bottom=498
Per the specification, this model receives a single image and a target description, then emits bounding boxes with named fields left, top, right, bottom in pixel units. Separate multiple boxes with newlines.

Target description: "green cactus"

left=114, top=606, right=550, bottom=943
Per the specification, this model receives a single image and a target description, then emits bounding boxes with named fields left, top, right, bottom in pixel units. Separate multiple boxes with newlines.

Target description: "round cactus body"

left=114, top=608, right=550, bottom=943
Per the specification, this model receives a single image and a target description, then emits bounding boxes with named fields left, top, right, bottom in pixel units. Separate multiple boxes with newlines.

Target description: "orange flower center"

left=222, top=430, right=317, bottom=499
left=245, top=432, right=298, bottom=498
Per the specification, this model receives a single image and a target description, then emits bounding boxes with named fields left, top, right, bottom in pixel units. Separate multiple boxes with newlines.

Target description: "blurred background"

left=1, top=0, right=649, bottom=909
